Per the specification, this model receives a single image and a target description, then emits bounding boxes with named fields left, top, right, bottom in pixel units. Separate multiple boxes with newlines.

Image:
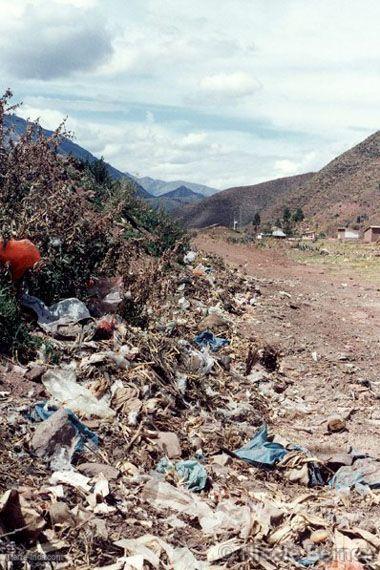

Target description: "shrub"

left=0, top=270, right=41, bottom=359
left=0, top=90, right=186, bottom=354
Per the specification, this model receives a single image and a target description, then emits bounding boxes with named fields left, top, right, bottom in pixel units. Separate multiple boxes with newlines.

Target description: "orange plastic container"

left=0, top=239, right=41, bottom=280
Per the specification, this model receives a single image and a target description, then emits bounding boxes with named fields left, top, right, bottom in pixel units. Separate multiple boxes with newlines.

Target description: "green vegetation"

left=0, top=90, right=186, bottom=356
left=252, top=212, right=261, bottom=230
left=0, top=272, right=41, bottom=360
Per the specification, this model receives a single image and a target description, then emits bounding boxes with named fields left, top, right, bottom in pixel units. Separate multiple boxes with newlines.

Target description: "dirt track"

left=195, top=231, right=380, bottom=459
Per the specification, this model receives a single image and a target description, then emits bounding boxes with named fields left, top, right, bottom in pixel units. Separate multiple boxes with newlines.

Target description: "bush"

left=0, top=271, right=41, bottom=359
left=0, top=90, right=186, bottom=355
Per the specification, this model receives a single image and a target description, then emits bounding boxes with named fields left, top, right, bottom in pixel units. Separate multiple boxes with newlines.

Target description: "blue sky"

left=0, top=0, right=379, bottom=188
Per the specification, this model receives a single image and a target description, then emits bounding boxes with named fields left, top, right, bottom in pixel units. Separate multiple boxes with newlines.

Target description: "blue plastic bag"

left=194, top=330, right=229, bottom=352
left=156, top=458, right=207, bottom=492
left=233, top=424, right=288, bottom=467
left=30, top=402, right=98, bottom=452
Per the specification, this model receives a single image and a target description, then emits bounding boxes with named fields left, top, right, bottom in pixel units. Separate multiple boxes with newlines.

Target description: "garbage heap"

left=0, top=248, right=379, bottom=570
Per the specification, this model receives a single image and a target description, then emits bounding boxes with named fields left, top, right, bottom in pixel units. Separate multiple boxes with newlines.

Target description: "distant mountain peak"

left=136, top=176, right=218, bottom=197
left=161, top=185, right=203, bottom=199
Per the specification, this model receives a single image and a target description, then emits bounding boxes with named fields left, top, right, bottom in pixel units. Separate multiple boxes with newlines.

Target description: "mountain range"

left=177, top=131, right=380, bottom=232
left=5, top=114, right=379, bottom=233
left=146, top=185, right=204, bottom=213
left=178, top=173, right=314, bottom=228
left=135, top=176, right=218, bottom=197
left=4, top=114, right=214, bottom=201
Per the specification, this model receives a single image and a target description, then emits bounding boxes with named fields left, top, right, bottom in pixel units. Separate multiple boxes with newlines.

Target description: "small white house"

left=337, top=228, right=360, bottom=240
left=272, top=229, right=287, bottom=238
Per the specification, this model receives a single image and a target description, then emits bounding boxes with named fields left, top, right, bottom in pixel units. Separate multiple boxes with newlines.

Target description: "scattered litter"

left=42, top=368, right=115, bottom=418
left=183, top=251, right=197, bottom=264
left=329, top=459, right=380, bottom=490
left=178, top=296, right=190, bottom=310
left=31, top=403, right=99, bottom=453
left=0, top=489, right=45, bottom=542
left=233, top=424, right=288, bottom=466
left=0, top=229, right=378, bottom=568
left=50, top=470, right=92, bottom=493
left=87, top=276, right=124, bottom=316
left=0, top=238, right=41, bottom=280
left=22, top=293, right=91, bottom=335
left=194, top=330, right=229, bottom=352
left=207, top=538, right=242, bottom=562
left=156, top=458, right=207, bottom=491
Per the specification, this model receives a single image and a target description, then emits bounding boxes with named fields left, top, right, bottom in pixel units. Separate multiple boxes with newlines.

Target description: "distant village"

left=253, top=225, right=380, bottom=242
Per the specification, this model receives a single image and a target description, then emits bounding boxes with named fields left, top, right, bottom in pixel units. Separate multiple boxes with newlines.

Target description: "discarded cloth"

left=156, top=458, right=207, bottom=492
left=233, top=424, right=288, bottom=467
left=30, top=402, right=98, bottom=452
left=0, top=238, right=41, bottom=280
left=233, top=424, right=324, bottom=488
left=195, top=331, right=229, bottom=352
left=22, top=293, right=91, bottom=334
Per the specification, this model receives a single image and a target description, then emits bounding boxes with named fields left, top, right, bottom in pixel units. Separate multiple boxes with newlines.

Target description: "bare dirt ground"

left=195, top=229, right=380, bottom=460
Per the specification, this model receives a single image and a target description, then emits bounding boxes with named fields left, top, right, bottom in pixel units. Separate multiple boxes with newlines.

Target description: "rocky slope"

left=269, top=130, right=380, bottom=231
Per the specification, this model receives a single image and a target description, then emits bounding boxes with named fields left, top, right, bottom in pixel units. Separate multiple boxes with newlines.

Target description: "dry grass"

left=289, top=239, right=380, bottom=284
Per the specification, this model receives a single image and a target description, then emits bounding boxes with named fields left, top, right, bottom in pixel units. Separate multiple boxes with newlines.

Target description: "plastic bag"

left=195, top=331, right=229, bottom=352
left=156, top=458, right=207, bottom=492
left=233, top=424, right=288, bottom=466
left=42, top=368, right=115, bottom=419
left=0, top=238, right=41, bottom=280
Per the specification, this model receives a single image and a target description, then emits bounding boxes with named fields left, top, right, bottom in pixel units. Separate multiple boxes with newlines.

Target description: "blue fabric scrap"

left=194, top=330, right=229, bottom=352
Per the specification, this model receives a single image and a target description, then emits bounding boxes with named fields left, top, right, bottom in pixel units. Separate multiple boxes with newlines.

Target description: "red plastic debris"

left=95, top=315, right=117, bottom=340
left=0, top=239, right=41, bottom=281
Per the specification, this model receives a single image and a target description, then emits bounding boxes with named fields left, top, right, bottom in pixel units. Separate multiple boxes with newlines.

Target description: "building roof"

left=364, top=226, right=380, bottom=231
left=338, top=227, right=360, bottom=233
left=272, top=229, right=286, bottom=237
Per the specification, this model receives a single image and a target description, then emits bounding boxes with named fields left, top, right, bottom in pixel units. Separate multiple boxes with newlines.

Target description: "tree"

left=283, top=207, right=291, bottom=223
left=253, top=212, right=261, bottom=229
left=293, top=207, right=304, bottom=223
left=87, top=157, right=113, bottom=188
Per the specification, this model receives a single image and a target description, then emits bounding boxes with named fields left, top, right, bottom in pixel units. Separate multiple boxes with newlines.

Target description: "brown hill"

left=178, top=131, right=380, bottom=232
left=268, top=130, right=380, bottom=231
left=177, top=172, right=314, bottom=228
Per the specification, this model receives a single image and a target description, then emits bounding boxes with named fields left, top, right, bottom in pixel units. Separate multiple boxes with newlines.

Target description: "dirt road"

left=195, top=231, right=380, bottom=459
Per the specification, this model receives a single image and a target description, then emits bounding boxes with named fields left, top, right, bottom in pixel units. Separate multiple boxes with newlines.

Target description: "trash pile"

left=0, top=245, right=379, bottom=569
left=0, top=92, right=379, bottom=569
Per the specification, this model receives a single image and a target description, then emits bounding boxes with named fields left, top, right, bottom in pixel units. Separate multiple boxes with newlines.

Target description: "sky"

left=0, top=0, right=379, bottom=189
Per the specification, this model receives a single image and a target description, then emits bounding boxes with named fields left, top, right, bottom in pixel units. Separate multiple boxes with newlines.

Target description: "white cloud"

left=18, top=105, right=70, bottom=131
left=1, top=0, right=379, bottom=188
left=274, top=159, right=299, bottom=177
left=199, top=72, right=261, bottom=99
